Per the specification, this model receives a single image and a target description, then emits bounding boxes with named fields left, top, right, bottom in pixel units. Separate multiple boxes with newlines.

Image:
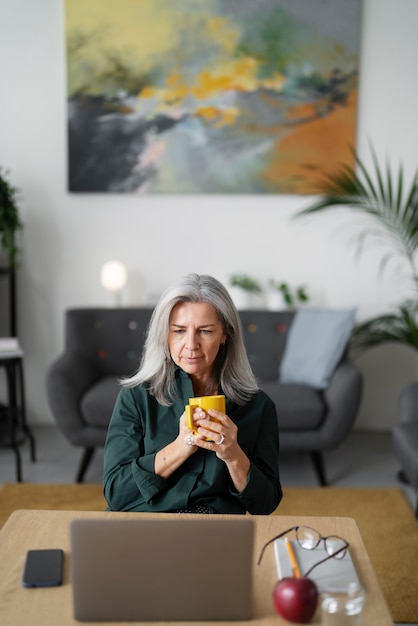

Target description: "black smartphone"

left=22, top=549, right=64, bottom=587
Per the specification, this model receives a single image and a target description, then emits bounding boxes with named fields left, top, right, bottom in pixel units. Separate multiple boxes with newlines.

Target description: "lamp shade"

left=100, top=260, right=127, bottom=292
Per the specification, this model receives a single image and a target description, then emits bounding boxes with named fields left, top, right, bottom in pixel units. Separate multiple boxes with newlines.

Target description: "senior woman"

left=103, top=273, right=282, bottom=514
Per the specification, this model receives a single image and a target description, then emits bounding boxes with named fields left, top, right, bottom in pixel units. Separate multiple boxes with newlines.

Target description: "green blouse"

left=103, top=368, right=282, bottom=514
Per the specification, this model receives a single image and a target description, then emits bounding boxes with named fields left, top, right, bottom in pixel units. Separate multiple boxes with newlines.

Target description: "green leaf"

left=0, top=167, right=23, bottom=266
left=229, top=273, right=262, bottom=293
left=351, top=302, right=418, bottom=355
left=297, top=145, right=418, bottom=287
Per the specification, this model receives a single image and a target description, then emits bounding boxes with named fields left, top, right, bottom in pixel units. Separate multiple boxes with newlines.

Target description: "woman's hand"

left=192, top=408, right=250, bottom=492
left=178, top=409, right=200, bottom=453
left=191, top=408, right=237, bottom=457
left=154, top=410, right=198, bottom=477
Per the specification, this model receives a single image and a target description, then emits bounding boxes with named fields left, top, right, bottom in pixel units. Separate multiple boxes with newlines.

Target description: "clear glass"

left=321, top=582, right=366, bottom=626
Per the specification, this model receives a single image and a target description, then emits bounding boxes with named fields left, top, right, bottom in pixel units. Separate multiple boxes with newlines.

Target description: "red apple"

left=272, top=576, right=318, bottom=623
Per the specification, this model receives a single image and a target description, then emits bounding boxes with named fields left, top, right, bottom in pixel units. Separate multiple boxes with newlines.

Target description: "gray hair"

left=122, top=273, right=259, bottom=405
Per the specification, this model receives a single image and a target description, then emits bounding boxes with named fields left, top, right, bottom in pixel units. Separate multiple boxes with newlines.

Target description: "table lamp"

left=100, top=260, right=127, bottom=306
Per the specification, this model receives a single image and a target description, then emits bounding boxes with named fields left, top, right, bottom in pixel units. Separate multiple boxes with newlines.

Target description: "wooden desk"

left=0, top=510, right=394, bottom=626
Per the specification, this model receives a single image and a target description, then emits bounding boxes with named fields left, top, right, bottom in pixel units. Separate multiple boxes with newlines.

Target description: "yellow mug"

left=185, top=394, right=226, bottom=436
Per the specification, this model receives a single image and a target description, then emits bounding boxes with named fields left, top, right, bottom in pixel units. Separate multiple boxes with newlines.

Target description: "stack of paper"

left=0, top=337, right=20, bottom=351
left=274, top=539, right=360, bottom=591
left=0, top=337, right=22, bottom=356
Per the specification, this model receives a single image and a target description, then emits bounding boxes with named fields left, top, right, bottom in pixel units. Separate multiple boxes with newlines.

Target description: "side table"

left=0, top=348, right=36, bottom=481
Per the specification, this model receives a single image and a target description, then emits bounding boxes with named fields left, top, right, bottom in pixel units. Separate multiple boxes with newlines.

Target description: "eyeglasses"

left=257, top=525, right=349, bottom=577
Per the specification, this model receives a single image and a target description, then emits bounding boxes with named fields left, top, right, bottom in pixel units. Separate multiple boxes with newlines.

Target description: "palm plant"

left=0, top=167, right=23, bottom=266
left=296, top=145, right=418, bottom=354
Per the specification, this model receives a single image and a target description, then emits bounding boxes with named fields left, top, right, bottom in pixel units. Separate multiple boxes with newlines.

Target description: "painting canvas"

left=65, top=0, right=363, bottom=194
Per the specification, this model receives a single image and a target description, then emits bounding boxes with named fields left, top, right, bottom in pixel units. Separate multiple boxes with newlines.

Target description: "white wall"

left=1, top=0, right=418, bottom=428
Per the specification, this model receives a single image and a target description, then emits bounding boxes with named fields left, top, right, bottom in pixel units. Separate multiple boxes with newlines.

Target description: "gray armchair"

left=46, top=307, right=363, bottom=483
left=46, top=308, right=153, bottom=481
left=393, top=382, right=418, bottom=516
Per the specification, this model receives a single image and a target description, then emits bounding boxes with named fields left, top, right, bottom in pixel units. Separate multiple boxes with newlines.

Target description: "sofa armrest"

left=398, top=382, right=418, bottom=425
left=318, top=360, right=363, bottom=448
left=46, top=352, right=102, bottom=444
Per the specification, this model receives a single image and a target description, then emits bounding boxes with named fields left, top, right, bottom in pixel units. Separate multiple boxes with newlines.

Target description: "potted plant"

left=229, top=273, right=262, bottom=309
left=0, top=167, right=23, bottom=267
left=296, top=145, right=418, bottom=354
left=267, top=279, right=309, bottom=310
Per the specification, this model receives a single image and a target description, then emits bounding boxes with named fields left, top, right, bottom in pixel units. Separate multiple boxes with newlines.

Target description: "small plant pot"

left=266, top=290, right=287, bottom=311
left=229, top=287, right=262, bottom=310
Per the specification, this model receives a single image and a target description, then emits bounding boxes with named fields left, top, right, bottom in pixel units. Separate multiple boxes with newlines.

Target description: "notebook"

left=274, top=539, right=360, bottom=592
left=70, top=516, right=254, bottom=622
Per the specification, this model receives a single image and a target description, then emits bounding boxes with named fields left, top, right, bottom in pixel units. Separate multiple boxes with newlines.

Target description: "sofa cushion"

left=279, top=307, right=356, bottom=390
left=261, top=382, right=325, bottom=430
left=81, top=376, right=121, bottom=428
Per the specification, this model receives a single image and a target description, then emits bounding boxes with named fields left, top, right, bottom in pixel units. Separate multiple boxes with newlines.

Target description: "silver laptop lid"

left=70, top=516, right=254, bottom=622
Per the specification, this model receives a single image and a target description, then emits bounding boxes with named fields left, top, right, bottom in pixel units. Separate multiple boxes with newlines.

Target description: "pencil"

left=285, top=538, right=301, bottom=577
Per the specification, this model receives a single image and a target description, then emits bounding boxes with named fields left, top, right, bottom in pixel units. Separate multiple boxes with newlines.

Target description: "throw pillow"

left=279, top=307, right=356, bottom=389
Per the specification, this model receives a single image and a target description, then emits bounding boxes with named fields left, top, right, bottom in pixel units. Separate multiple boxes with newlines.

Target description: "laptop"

left=70, top=516, right=254, bottom=622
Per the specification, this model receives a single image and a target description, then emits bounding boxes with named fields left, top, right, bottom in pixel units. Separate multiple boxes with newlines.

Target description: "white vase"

left=231, top=287, right=266, bottom=310
left=229, top=287, right=251, bottom=310
left=266, top=290, right=287, bottom=311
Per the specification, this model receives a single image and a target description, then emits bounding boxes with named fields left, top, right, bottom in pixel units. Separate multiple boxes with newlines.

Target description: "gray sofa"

left=46, top=308, right=363, bottom=484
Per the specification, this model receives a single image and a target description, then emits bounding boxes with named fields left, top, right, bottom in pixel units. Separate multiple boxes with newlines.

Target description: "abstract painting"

left=65, top=0, right=363, bottom=194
